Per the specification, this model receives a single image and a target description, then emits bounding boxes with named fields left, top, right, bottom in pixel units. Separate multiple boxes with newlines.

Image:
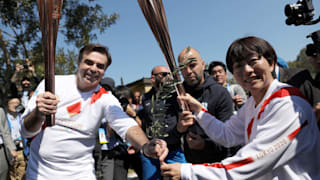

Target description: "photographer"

left=115, top=85, right=142, bottom=126
left=10, top=59, right=39, bottom=108
left=6, top=97, right=27, bottom=180
left=306, top=30, right=320, bottom=78
left=285, top=0, right=320, bottom=127
left=306, top=34, right=320, bottom=126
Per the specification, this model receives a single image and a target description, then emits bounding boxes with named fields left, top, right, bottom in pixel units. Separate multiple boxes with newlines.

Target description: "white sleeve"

left=105, top=95, right=138, bottom=140
left=20, top=80, right=44, bottom=138
left=181, top=97, right=312, bottom=180
left=195, top=107, right=245, bottom=147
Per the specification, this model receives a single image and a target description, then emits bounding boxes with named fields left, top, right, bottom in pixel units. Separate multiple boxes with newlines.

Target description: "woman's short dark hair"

left=226, top=36, right=277, bottom=73
left=78, top=44, right=112, bottom=69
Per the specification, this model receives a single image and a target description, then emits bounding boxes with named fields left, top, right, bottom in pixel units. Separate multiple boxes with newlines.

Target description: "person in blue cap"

left=276, top=57, right=289, bottom=68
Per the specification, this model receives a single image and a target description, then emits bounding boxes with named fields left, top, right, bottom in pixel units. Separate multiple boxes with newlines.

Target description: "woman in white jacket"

left=161, top=36, right=320, bottom=180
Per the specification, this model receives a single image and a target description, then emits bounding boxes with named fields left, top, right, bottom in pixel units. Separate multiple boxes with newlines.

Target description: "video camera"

left=285, top=0, right=319, bottom=26
left=284, top=0, right=320, bottom=57
left=306, top=30, right=320, bottom=56
left=15, top=103, right=25, bottom=113
left=118, top=97, right=129, bottom=112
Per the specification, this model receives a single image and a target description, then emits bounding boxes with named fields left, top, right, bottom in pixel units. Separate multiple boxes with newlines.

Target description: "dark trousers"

left=95, top=144, right=143, bottom=180
left=100, top=152, right=128, bottom=180
left=0, top=145, right=9, bottom=180
left=94, top=142, right=143, bottom=180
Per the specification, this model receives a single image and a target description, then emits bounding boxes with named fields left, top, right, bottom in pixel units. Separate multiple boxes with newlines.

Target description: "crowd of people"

left=0, top=35, right=319, bottom=180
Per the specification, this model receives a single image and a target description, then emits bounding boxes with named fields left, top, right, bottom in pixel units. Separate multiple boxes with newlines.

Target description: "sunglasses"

left=153, top=72, right=170, bottom=77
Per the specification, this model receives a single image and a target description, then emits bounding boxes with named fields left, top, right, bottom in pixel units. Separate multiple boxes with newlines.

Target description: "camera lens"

left=285, top=3, right=303, bottom=16
left=15, top=104, right=25, bottom=113
left=285, top=4, right=294, bottom=16
left=119, top=97, right=129, bottom=111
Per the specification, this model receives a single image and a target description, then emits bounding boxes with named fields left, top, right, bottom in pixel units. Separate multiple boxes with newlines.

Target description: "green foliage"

left=288, top=48, right=316, bottom=77
left=55, top=48, right=78, bottom=75
left=0, top=0, right=119, bottom=105
left=63, top=1, right=119, bottom=48
left=146, top=77, right=176, bottom=138
left=0, top=0, right=39, bottom=59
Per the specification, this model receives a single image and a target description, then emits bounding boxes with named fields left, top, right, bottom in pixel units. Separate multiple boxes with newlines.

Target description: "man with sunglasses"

left=138, top=65, right=186, bottom=180
left=20, top=44, right=168, bottom=180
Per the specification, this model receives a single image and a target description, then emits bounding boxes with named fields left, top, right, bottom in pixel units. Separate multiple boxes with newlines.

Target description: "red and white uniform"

left=20, top=75, right=138, bottom=180
left=181, top=79, right=320, bottom=180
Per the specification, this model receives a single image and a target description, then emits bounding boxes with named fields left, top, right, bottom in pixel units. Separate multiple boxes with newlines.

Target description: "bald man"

left=176, top=47, right=235, bottom=163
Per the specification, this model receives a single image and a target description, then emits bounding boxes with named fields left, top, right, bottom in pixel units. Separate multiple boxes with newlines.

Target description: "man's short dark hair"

left=208, top=61, right=226, bottom=75
left=226, top=36, right=277, bottom=74
left=78, top=44, right=112, bottom=68
left=114, top=85, right=133, bottom=100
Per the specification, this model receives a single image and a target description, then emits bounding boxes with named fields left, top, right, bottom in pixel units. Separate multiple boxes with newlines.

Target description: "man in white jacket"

left=21, top=44, right=168, bottom=180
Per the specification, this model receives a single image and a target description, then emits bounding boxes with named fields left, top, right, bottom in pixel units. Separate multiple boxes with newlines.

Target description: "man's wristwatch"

left=140, top=142, right=148, bottom=157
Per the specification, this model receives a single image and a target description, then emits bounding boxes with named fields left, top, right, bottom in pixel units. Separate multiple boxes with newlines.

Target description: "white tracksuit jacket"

left=20, top=75, right=138, bottom=180
left=181, top=80, right=320, bottom=180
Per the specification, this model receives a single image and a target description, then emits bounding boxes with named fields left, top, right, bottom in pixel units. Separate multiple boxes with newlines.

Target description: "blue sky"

left=10, top=1, right=320, bottom=86
left=86, top=0, right=320, bottom=86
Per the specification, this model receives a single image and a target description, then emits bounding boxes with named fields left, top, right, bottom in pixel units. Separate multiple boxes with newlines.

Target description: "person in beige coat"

left=0, top=107, right=17, bottom=179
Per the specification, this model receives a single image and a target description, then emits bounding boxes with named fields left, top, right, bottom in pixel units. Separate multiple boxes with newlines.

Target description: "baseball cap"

left=100, top=77, right=115, bottom=91
left=277, top=57, right=289, bottom=68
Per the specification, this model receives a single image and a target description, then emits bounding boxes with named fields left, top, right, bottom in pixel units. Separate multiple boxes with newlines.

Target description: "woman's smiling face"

left=233, top=54, right=275, bottom=102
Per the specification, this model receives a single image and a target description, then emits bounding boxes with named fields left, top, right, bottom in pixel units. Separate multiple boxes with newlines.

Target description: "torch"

left=137, top=0, right=189, bottom=111
left=37, top=0, right=63, bottom=126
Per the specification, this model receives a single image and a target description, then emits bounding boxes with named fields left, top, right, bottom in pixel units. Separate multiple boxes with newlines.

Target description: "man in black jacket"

left=177, top=47, right=235, bottom=163
left=138, top=65, right=186, bottom=179
left=278, top=67, right=320, bottom=106
left=306, top=54, right=320, bottom=126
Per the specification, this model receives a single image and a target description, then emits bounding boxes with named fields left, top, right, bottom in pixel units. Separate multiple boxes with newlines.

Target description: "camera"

left=306, top=30, right=320, bottom=56
left=285, top=0, right=315, bottom=26
left=15, top=104, right=25, bottom=113
left=118, top=97, right=129, bottom=112
left=284, top=1, right=320, bottom=56
left=23, top=64, right=28, bottom=69
left=14, top=140, right=24, bottom=149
